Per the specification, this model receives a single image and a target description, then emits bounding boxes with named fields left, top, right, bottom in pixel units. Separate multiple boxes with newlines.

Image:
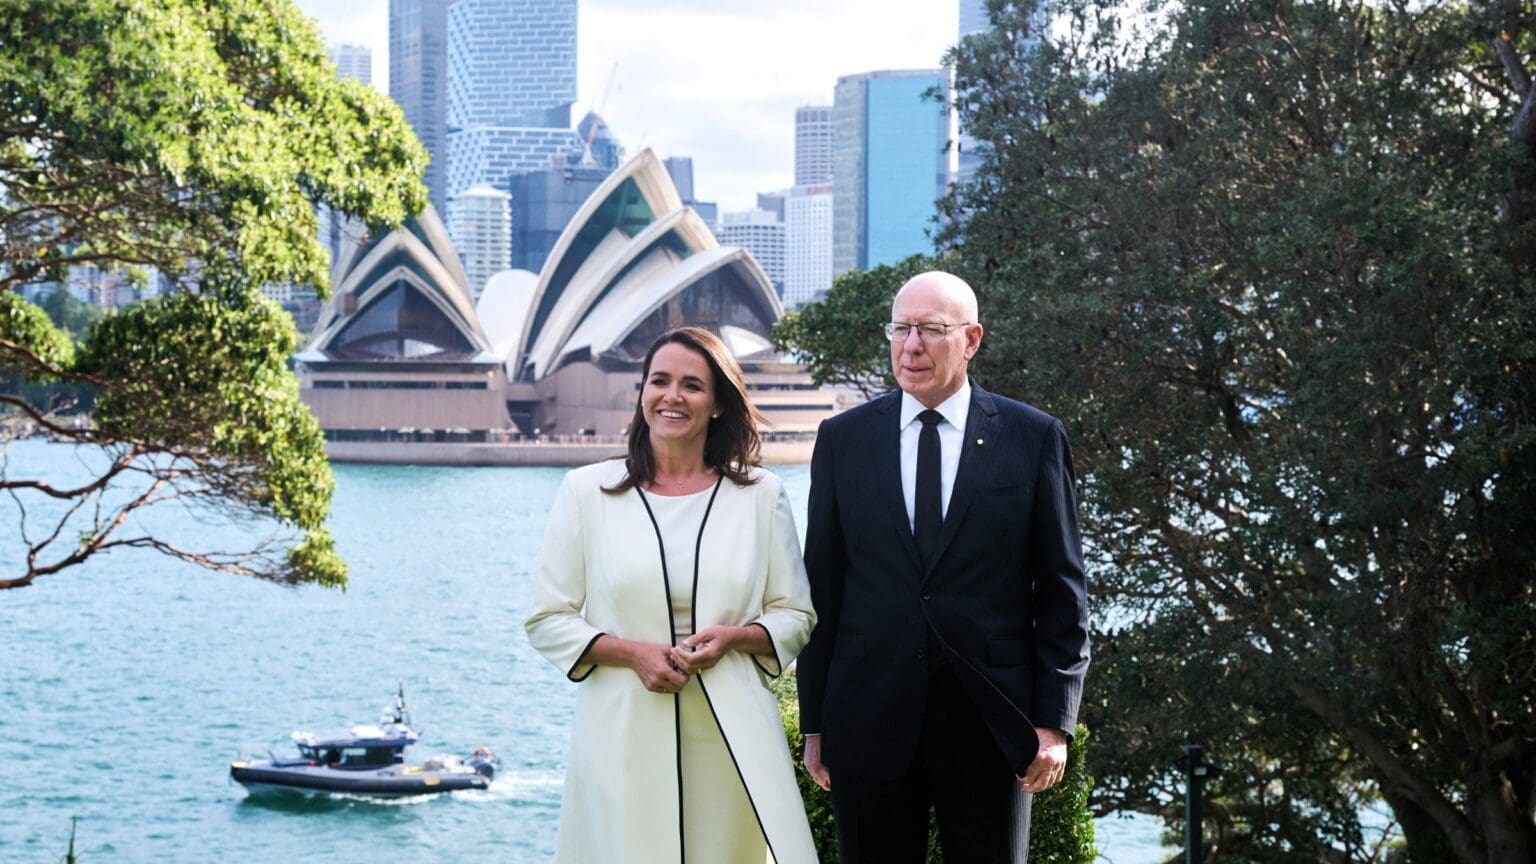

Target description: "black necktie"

left=915, top=409, right=943, bottom=566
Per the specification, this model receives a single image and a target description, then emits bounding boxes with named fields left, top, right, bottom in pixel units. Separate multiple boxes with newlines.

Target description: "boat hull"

left=231, top=762, right=489, bottom=796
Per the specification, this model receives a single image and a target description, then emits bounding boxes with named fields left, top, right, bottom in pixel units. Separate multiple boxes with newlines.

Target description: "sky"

left=291, top=0, right=962, bottom=213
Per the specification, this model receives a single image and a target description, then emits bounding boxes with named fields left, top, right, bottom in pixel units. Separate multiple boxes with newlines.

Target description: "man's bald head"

left=893, top=271, right=980, bottom=323
left=889, top=270, right=984, bottom=408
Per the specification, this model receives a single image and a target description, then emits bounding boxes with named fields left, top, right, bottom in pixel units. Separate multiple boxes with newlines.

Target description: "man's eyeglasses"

left=884, top=321, right=972, bottom=344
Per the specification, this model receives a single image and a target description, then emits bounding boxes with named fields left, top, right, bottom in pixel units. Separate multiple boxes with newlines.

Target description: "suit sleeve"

left=1028, top=420, right=1091, bottom=734
left=796, top=417, right=844, bottom=734
left=747, top=480, right=817, bottom=678
left=524, top=473, right=605, bottom=682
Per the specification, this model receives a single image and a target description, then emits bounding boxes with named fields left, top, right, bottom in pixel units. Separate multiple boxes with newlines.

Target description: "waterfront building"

left=480, top=148, right=834, bottom=436
left=446, top=184, right=512, bottom=300
left=296, top=206, right=515, bottom=442
left=794, top=105, right=834, bottom=186
left=717, top=209, right=786, bottom=298
left=298, top=150, right=837, bottom=446
left=328, top=43, right=372, bottom=85
left=389, top=0, right=451, bottom=212
left=784, top=184, right=833, bottom=308
left=832, top=69, right=950, bottom=274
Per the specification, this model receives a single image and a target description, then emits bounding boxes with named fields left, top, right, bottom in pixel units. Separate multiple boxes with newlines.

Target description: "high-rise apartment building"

left=444, top=0, right=582, bottom=202
left=390, top=0, right=452, bottom=212
left=717, top=210, right=786, bottom=298
left=446, top=0, right=576, bottom=131
left=784, top=184, right=833, bottom=308
left=795, top=105, right=834, bottom=186
left=832, top=70, right=950, bottom=274
left=329, top=43, right=372, bottom=85
left=447, top=185, right=512, bottom=300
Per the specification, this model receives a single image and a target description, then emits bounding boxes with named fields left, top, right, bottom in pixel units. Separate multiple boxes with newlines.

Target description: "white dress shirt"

left=899, top=381, right=971, bottom=532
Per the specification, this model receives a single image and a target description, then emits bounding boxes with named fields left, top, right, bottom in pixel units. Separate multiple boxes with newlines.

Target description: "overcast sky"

left=292, top=0, right=962, bottom=212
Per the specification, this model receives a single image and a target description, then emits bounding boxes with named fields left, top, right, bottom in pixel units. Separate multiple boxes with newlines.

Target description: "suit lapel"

left=875, top=392, right=923, bottom=570
left=926, top=384, right=1001, bottom=577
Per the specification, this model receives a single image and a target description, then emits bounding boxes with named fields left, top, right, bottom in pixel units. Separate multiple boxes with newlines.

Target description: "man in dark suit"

left=797, top=271, right=1091, bottom=863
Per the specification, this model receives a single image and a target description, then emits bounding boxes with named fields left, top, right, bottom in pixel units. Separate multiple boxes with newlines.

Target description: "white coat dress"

left=525, top=460, right=819, bottom=864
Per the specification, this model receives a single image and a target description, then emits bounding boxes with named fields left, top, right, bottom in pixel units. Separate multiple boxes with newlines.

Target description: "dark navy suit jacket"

left=796, top=382, right=1091, bottom=778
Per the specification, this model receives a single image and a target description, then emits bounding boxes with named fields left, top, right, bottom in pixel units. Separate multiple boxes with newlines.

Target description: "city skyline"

left=293, top=0, right=961, bottom=212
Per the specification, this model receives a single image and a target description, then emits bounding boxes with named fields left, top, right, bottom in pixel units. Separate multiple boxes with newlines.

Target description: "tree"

left=0, top=0, right=427, bottom=589
left=933, top=1, right=1536, bottom=861
left=772, top=255, right=940, bottom=398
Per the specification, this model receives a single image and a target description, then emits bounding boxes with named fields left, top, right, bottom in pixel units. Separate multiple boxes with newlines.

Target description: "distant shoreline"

left=324, top=438, right=815, bottom=467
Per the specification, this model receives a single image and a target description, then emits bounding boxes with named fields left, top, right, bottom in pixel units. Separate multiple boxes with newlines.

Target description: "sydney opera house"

left=295, top=149, right=837, bottom=455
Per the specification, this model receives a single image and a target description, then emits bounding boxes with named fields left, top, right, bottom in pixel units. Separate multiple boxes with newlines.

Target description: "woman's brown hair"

left=604, top=327, right=765, bottom=494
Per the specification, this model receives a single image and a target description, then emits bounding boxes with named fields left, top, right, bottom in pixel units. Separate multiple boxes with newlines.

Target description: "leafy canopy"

left=0, top=0, right=427, bottom=588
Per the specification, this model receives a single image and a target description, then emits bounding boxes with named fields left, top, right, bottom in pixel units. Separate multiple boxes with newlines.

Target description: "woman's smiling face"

left=642, top=342, right=718, bottom=447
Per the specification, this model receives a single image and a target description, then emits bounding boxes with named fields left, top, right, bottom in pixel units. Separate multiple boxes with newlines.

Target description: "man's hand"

left=803, top=733, right=832, bottom=791
left=1018, top=727, right=1068, bottom=794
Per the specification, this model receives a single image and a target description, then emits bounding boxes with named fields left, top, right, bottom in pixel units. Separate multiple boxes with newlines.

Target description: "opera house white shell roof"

left=477, top=147, right=784, bottom=382
left=301, top=206, right=497, bottom=365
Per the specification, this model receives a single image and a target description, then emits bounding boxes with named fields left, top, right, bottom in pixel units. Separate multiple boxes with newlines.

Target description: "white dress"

left=525, top=460, right=820, bottom=864
left=648, top=487, right=768, bottom=863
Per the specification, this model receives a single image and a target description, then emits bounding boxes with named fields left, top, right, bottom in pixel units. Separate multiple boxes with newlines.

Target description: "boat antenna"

left=394, top=681, right=410, bottom=726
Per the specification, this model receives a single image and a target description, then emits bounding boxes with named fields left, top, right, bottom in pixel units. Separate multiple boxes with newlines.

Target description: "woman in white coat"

left=525, top=327, right=819, bottom=864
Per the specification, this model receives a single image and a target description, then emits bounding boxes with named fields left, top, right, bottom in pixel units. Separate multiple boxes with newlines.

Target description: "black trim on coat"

left=697, top=675, right=780, bottom=864
left=746, top=622, right=783, bottom=679
left=635, top=474, right=726, bottom=864
left=567, top=632, right=607, bottom=682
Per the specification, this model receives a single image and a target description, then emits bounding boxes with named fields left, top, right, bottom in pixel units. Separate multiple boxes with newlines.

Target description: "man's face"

left=889, top=278, right=982, bottom=409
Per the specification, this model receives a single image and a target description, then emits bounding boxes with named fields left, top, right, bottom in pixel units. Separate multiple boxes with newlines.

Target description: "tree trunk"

left=1380, top=788, right=1458, bottom=864
left=1470, top=771, right=1536, bottom=864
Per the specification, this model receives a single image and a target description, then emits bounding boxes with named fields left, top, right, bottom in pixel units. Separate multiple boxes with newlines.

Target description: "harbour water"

left=0, top=440, right=1169, bottom=862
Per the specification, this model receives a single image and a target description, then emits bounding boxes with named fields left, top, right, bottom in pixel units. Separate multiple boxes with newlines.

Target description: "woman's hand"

left=585, top=635, right=689, bottom=693
left=629, top=642, right=691, bottom=693
left=670, top=625, right=740, bottom=674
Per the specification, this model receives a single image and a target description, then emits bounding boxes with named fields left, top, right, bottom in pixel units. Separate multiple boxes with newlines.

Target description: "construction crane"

left=581, top=61, right=620, bottom=168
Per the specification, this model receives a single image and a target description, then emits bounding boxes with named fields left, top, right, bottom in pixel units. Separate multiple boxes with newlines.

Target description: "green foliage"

left=771, top=255, right=939, bottom=398
left=933, top=0, right=1536, bottom=859
left=0, top=0, right=427, bottom=296
left=0, top=292, right=75, bottom=374
left=0, top=0, right=427, bottom=587
left=771, top=674, right=1095, bottom=863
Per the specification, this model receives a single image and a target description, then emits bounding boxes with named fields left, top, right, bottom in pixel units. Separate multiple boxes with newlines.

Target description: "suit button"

left=916, top=648, right=926, bottom=660
left=921, top=592, right=931, bottom=601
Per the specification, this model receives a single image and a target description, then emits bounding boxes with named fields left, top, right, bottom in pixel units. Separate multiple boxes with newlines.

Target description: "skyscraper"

left=784, top=184, right=833, bottom=308
left=390, top=0, right=451, bottom=212
left=329, top=43, right=372, bottom=85
left=832, top=70, right=950, bottom=274
left=956, top=0, right=1046, bottom=185
left=447, top=185, right=512, bottom=300
left=795, top=105, right=834, bottom=186
left=718, top=209, right=786, bottom=298
left=446, top=0, right=577, bottom=131
left=443, top=0, right=582, bottom=201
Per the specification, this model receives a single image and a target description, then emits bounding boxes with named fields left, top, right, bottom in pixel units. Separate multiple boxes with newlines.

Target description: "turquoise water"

left=1, top=440, right=1169, bottom=862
